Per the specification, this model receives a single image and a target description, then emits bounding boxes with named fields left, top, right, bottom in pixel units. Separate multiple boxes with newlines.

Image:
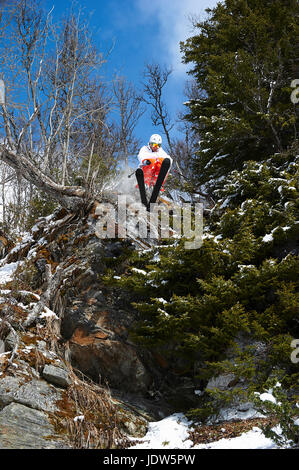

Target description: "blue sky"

left=45, top=0, right=220, bottom=148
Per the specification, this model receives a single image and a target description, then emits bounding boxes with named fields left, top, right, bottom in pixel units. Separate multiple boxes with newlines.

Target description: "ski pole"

left=128, top=162, right=149, bottom=178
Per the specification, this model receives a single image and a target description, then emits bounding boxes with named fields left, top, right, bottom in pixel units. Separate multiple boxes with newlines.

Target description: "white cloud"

left=135, top=0, right=220, bottom=77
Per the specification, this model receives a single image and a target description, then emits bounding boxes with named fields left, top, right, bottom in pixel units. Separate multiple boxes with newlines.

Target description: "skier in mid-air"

left=135, top=134, right=172, bottom=210
left=137, top=134, right=173, bottom=168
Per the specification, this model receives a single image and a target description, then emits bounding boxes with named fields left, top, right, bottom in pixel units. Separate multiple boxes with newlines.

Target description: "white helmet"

left=149, top=134, right=162, bottom=152
left=149, top=134, right=162, bottom=145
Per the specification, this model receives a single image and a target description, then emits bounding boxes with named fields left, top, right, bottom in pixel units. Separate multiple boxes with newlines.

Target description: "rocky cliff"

left=0, top=196, right=193, bottom=449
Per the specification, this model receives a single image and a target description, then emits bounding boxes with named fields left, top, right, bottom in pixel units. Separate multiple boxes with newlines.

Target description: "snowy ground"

left=129, top=413, right=281, bottom=450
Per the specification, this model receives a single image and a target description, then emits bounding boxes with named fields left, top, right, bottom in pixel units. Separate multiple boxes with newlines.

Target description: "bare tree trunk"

left=0, top=145, right=88, bottom=210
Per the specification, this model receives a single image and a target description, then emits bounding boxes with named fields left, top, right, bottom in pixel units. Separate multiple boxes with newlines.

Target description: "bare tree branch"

left=142, top=63, right=174, bottom=154
left=0, top=143, right=87, bottom=210
left=113, top=75, right=145, bottom=168
left=0, top=0, right=113, bottom=215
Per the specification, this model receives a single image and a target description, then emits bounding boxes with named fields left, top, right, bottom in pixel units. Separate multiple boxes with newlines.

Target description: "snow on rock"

left=39, top=306, right=59, bottom=320
left=7, top=234, right=34, bottom=257
left=168, top=190, right=192, bottom=203
left=0, top=262, right=21, bottom=284
left=214, top=405, right=265, bottom=423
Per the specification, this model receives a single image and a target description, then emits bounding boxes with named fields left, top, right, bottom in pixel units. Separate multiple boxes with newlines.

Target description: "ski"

left=135, top=168, right=148, bottom=208
left=147, top=157, right=171, bottom=210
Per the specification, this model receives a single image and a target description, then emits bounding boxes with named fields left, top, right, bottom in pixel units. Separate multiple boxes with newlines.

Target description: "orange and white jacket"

left=137, top=145, right=173, bottom=167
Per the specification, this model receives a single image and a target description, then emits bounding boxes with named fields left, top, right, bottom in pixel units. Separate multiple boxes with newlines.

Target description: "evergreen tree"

left=103, top=0, right=299, bottom=427
left=105, top=143, right=299, bottom=420
left=181, top=0, right=299, bottom=190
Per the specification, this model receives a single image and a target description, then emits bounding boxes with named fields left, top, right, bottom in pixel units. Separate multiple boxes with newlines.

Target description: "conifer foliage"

left=110, top=144, right=298, bottom=423
left=180, top=0, right=298, bottom=189
left=106, top=1, right=299, bottom=428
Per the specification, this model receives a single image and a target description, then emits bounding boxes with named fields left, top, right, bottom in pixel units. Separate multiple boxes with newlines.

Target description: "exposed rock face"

left=206, top=373, right=237, bottom=392
left=0, top=403, right=71, bottom=449
left=0, top=232, right=13, bottom=259
left=202, top=334, right=270, bottom=424
left=42, top=364, right=71, bottom=388
left=70, top=332, right=152, bottom=392
left=3, top=205, right=154, bottom=392
left=0, top=329, right=150, bottom=448
left=0, top=375, right=63, bottom=412
left=0, top=202, right=178, bottom=448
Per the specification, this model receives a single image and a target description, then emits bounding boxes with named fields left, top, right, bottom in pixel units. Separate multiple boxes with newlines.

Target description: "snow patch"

left=262, top=233, right=273, bottom=243
left=0, top=262, right=21, bottom=284
left=129, top=412, right=282, bottom=450
left=195, top=426, right=279, bottom=449
left=130, top=413, right=194, bottom=449
left=131, top=268, right=147, bottom=275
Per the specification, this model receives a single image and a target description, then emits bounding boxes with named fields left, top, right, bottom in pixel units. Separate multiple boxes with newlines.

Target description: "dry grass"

left=55, top=368, right=132, bottom=449
left=188, top=417, right=278, bottom=446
